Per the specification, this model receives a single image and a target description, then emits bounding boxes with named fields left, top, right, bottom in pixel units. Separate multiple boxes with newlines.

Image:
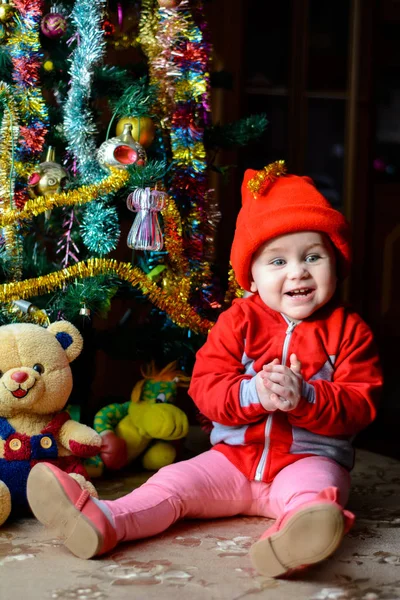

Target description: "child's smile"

left=250, top=231, right=337, bottom=321
left=285, top=287, right=315, bottom=298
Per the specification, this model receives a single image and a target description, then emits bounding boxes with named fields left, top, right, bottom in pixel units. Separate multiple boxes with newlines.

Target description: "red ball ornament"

left=41, top=10, right=67, bottom=40
left=102, top=19, right=115, bottom=37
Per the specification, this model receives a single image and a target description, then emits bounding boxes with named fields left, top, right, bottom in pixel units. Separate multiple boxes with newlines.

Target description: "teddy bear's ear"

left=47, top=320, right=83, bottom=363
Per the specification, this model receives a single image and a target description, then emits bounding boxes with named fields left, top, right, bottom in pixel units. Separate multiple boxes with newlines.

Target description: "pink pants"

left=103, top=450, right=351, bottom=543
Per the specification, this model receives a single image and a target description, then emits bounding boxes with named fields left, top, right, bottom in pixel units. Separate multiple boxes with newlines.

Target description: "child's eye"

left=270, top=258, right=286, bottom=266
left=305, top=254, right=320, bottom=263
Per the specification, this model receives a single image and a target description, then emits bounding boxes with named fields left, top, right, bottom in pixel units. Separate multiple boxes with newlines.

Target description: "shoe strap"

left=75, top=489, right=91, bottom=511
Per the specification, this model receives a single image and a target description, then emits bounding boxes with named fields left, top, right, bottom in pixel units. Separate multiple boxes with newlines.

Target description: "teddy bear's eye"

left=33, top=363, right=44, bottom=374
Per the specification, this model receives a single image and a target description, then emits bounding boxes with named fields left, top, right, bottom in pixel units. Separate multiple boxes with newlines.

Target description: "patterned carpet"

left=1, top=448, right=399, bottom=600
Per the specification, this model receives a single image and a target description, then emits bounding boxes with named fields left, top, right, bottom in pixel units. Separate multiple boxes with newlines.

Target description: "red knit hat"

left=230, top=161, right=352, bottom=291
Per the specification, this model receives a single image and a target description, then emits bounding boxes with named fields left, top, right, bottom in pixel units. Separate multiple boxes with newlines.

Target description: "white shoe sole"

left=27, top=464, right=103, bottom=559
left=249, top=503, right=344, bottom=577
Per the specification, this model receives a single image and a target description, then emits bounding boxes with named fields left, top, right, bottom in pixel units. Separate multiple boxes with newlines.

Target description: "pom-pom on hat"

left=230, top=160, right=352, bottom=291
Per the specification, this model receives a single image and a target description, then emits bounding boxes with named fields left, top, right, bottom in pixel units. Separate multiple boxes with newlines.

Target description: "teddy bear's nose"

left=11, top=371, right=29, bottom=383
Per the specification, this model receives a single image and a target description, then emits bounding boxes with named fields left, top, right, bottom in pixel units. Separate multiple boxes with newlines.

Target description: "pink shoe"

left=249, top=487, right=355, bottom=578
left=27, top=462, right=117, bottom=559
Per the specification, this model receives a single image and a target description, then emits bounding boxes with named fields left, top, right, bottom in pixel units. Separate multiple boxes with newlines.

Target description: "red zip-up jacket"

left=189, top=294, right=382, bottom=483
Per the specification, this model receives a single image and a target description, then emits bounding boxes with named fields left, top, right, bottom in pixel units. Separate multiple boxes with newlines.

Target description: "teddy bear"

left=0, top=320, right=102, bottom=526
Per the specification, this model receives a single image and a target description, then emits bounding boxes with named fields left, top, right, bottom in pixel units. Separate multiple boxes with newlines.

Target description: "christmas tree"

left=0, top=0, right=267, bottom=417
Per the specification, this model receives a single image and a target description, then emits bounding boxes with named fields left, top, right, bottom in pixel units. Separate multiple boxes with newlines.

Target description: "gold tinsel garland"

left=0, top=168, right=130, bottom=227
left=161, top=195, right=191, bottom=300
left=139, top=0, right=173, bottom=118
left=0, top=82, right=23, bottom=280
left=224, top=266, right=244, bottom=306
left=0, top=258, right=213, bottom=335
left=14, top=160, right=36, bottom=180
left=137, top=0, right=159, bottom=58
left=0, top=83, right=19, bottom=207
left=2, top=226, right=23, bottom=280
left=247, top=160, right=287, bottom=196
left=247, top=160, right=286, bottom=195
left=162, top=195, right=189, bottom=272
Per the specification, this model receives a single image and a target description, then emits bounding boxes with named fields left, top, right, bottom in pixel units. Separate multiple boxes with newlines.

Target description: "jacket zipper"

left=281, top=317, right=297, bottom=365
left=254, top=316, right=298, bottom=481
left=254, top=414, right=273, bottom=480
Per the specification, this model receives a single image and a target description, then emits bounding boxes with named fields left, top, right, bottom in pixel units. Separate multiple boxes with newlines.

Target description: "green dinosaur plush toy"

left=0, top=321, right=101, bottom=526
left=86, top=362, right=190, bottom=476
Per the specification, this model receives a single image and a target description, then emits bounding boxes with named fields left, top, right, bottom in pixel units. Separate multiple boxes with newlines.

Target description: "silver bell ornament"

left=79, top=305, right=91, bottom=317
left=27, top=146, right=69, bottom=198
left=97, top=123, right=147, bottom=170
left=126, top=187, right=166, bottom=251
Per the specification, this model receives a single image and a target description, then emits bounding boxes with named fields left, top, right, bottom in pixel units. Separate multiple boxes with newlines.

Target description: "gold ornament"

left=157, top=0, right=180, bottom=8
left=43, top=60, right=54, bottom=72
left=115, top=116, right=156, bottom=148
left=27, top=147, right=69, bottom=199
left=79, top=306, right=91, bottom=317
left=0, top=0, right=14, bottom=23
left=97, top=123, right=147, bottom=170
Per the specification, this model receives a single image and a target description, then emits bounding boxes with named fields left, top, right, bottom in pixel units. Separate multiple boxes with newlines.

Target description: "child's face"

left=250, top=231, right=337, bottom=321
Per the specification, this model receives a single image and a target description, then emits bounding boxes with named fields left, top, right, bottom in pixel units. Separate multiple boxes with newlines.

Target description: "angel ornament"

left=126, top=187, right=167, bottom=251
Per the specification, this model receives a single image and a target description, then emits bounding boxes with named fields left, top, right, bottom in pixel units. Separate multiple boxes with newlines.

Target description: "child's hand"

left=260, top=354, right=303, bottom=412
left=256, top=358, right=284, bottom=411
